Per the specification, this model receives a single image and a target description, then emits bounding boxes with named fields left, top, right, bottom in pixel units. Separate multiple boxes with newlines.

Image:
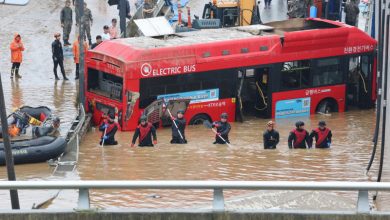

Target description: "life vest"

left=314, top=128, right=330, bottom=147
left=292, top=129, right=307, bottom=148
left=138, top=123, right=152, bottom=142
left=101, top=120, right=118, bottom=137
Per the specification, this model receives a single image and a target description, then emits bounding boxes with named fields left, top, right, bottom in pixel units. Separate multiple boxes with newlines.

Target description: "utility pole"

left=0, top=73, right=20, bottom=209
left=78, top=0, right=85, bottom=106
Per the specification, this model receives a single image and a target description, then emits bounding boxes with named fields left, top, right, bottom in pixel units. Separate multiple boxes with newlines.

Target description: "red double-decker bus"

left=85, top=18, right=377, bottom=131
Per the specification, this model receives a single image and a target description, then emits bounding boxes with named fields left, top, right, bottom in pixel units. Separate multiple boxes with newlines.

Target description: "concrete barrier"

left=1, top=210, right=390, bottom=220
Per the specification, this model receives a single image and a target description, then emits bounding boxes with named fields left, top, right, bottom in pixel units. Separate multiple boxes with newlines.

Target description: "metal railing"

left=1, top=181, right=389, bottom=213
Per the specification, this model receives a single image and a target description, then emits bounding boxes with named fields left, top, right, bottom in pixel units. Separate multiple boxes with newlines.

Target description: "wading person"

left=212, top=113, right=231, bottom=144
left=131, top=116, right=157, bottom=147
left=72, top=35, right=88, bottom=80
left=170, top=110, right=187, bottom=144
left=99, top=113, right=119, bottom=145
left=10, top=33, right=24, bottom=79
left=288, top=121, right=311, bottom=149
left=344, top=0, right=360, bottom=26
left=82, top=2, right=93, bottom=45
left=263, top=121, right=279, bottom=149
left=60, top=0, right=73, bottom=46
left=310, top=121, right=332, bottom=148
left=52, top=33, right=68, bottom=80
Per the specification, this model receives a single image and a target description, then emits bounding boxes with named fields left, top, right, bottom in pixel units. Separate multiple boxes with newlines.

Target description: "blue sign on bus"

left=157, top=89, right=219, bottom=104
left=275, top=97, right=311, bottom=119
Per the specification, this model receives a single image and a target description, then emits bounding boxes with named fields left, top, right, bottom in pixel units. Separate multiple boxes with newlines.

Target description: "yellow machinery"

left=201, top=0, right=261, bottom=27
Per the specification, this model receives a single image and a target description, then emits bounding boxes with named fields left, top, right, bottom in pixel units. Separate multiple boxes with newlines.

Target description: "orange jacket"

left=72, top=39, right=88, bottom=64
left=10, top=33, right=24, bottom=63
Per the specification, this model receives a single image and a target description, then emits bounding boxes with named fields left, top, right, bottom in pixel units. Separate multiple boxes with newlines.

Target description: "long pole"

left=0, top=73, right=20, bottom=209
left=78, top=0, right=85, bottom=106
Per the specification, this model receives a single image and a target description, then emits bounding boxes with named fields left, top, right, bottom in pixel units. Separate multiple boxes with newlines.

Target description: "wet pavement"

left=0, top=0, right=381, bottom=211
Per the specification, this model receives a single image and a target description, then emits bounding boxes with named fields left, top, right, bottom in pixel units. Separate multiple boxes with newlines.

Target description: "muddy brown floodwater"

left=0, top=0, right=385, bottom=211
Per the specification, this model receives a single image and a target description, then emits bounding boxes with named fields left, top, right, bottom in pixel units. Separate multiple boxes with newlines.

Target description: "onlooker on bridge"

left=72, top=35, right=88, bottom=80
left=60, top=0, right=73, bottom=46
left=263, top=121, right=279, bottom=149
left=82, top=2, right=93, bottom=45
left=344, top=0, right=360, bottom=26
left=10, top=33, right=24, bottom=79
left=91, top=35, right=103, bottom=49
left=102, top=25, right=111, bottom=41
left=52, top=33, right=68, bottom=80
left=109, top=18, right=120, bottom=39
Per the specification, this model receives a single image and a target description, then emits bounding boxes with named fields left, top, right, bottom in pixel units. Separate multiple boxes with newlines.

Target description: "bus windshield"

left=87, top=68, right=123, bottom=101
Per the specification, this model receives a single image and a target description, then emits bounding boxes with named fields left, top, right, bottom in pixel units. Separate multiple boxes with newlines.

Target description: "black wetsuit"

left=310, top=128, right=332, bottom=148
left=99, top=120, right=119, bottom=145
left=263, top=129, right=279, bottom=149
left=212, top=121, right=231, bottom=144
left=288, top=128, right=311, bottom=149
left=132, top=123, right=157, bottom=147
left=171, top=117, right=187, bottom=144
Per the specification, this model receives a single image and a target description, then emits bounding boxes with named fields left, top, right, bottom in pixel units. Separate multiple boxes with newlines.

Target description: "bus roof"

left=113, top=18, right=343, bottom=49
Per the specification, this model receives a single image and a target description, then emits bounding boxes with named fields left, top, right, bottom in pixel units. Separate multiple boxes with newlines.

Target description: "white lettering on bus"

left=344, top=45, right=374, bottom=54
left=140, top=63, right=196, bottom=77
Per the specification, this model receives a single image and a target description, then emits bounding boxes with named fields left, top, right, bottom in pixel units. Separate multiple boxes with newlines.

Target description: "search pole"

left=78, top=0, right=85, bottom=106
left=0, top=73, right=20, bottom=209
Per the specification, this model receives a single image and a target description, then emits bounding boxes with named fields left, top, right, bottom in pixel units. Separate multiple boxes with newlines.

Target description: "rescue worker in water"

left=310, top=121, right=332, bottom=148
left=170, top=109, right=187, bottom=144
left=99, top=113, right=119, bottom=145
left=288, top=121, right=311, bottom=149
left=131, top=116, right=157, bottom=147
left=263, top=121, right=279, bottom=149
left=212, top=113, right=231, bottom=144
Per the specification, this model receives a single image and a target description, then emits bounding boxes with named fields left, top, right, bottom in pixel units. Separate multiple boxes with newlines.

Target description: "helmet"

left=266, top=121, right=275, bottom=127
left=140, top=115, right=147, bottom=122
left=295, top=121, right=304, bottom=128
left=177, top=109, right=185, bottom=114
left=220, top=113, right=228, bottom=119
left=318, top=121, right=326, bottom=126
left=53, top=116, right=61, bottom=123
left=108, top=113, right=115, bottom=120
left=54, top=32, right=61, bottom=38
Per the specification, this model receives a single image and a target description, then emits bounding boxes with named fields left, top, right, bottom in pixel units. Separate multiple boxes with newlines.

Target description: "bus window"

left=87, top=68, right=123, bottom=101
left=313, top=57, right=343, bottom=86
left=280, top=60, right=311, bottom=90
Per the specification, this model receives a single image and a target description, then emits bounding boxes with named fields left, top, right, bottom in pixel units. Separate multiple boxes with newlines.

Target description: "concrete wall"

left=1, top=210, right=390, bottom=220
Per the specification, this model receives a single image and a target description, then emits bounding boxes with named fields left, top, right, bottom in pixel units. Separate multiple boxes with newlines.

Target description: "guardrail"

left=0, top=181, right=388, bottom=213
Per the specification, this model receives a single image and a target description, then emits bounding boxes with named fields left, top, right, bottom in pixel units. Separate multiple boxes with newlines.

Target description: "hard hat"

left=220, top=113, right=228, bottom=119
left=140, top=115, right=147, bottom=122
left=177, top=109, right=185, bottom=114
left=266, top=121, right=275, bottom=127
left=295, top=121, right=304, bottom=128
left=108, top=113, right=115, bottom=120
left=318, top=121, right=326, bottom=126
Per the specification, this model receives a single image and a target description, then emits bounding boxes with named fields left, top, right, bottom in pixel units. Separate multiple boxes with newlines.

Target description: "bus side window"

left=280, top=60, right=311, bottom=90
left=313, top=57, right=343, bottom=87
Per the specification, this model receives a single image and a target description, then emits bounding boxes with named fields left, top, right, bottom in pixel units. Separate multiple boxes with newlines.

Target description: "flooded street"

left=0, top=0, right=384, bottom=211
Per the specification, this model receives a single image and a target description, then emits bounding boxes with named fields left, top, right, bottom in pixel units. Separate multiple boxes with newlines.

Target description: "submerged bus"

left=85, top=18, right=377, bottom=131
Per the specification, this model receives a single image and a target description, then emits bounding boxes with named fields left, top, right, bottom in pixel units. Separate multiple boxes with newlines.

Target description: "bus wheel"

left=189, top=114, right=211, bottom=125
left=316, top=99, right=338, bottom=114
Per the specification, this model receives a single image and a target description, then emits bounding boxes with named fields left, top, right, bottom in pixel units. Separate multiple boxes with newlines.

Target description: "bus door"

left=238, top=67, right=271, bottom=119
left=124, top=90, right=140, bottom=124
left=142, top=99, right=190, bottom=128
left=346, top=54, right=373, bottom=109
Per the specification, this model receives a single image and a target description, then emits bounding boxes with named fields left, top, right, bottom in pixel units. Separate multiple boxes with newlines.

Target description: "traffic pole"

left=187, top=7, right=192, bottom=28
left=0, top=73, right=20, bottom=209
left=78, top=0, right=85, bottom=107
left=178, top=0, right=182, bottom=25
left=119, top=0, right=127, bottom=37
